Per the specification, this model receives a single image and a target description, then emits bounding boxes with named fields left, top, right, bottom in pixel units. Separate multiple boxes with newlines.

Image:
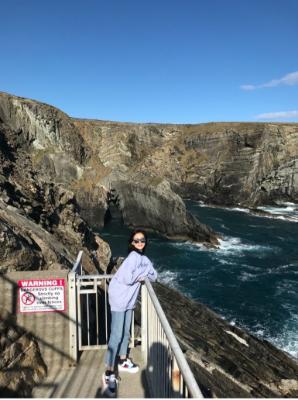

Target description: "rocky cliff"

left=2, top=91, right=297, bottom=242
left=0, top=91, right=298, bottom=396
left=0, top=94, right=110, bottom=275
left=73, top=119, right=298, bottom=207
left=0, top=91, right=218, bottom=245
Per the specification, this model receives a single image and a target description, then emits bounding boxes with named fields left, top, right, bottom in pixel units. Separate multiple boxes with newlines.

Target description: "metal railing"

left=68, top=252, right=203, bottom=398
left=142, top=278, right=203, bottom=398
left=68, top=252, right=135, bottom=360
left=77, top=274, right=112, bottom=350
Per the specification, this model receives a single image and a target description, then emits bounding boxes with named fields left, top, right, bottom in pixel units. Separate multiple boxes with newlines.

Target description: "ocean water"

left=99, top=200, right=298, bottom=359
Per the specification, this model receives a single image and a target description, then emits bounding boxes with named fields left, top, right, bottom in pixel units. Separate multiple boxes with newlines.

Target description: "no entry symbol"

left=21, top=291, right=35, bottom=305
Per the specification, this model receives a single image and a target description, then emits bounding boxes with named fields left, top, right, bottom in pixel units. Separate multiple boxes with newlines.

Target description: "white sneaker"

left=118, top=358, right=139, bottom=373
left=102, top=372, right=117, bottom=397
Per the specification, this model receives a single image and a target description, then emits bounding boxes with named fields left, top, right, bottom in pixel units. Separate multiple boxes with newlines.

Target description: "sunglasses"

left=132, top=239, right=146, bottom=244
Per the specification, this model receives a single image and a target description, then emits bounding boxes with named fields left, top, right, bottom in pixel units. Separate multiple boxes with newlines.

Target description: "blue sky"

left=1, top=0, right=297, bottom=123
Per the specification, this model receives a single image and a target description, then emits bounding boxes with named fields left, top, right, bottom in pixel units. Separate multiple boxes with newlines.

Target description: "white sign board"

left=18, top=278, right=65, bottom=313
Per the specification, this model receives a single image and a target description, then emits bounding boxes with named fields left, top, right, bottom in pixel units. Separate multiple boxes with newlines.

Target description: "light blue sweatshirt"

left=108, top=250, right=157, bottom=312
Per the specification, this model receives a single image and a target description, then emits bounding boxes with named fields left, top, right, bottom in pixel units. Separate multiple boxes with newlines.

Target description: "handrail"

left=144, top=278, right=203, bottom=398
left=76, top=274, right=113, bottom=279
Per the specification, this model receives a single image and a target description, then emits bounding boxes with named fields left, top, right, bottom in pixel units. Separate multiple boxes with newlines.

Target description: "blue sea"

left=99, top=200, right=298, bottom=359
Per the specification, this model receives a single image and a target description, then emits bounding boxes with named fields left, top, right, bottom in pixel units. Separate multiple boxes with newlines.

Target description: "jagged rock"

left=0, top=311, right=47, bottom=397
left=75, top=185, right=109, bottom=229
left=0, top=99, right=111, bottom=274
left=0, top=92, right=221, bottom=245
left=113, top=178, right=219, bottom=245
left=154, top=282, right=298, bottom=398
left=0, top=199, right=73, bottom=273
left=0, top=91, right=89, bottom=166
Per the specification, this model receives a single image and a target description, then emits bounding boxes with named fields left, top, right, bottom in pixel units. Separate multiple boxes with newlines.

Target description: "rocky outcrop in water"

left=113, top=178, right=218, bottom=245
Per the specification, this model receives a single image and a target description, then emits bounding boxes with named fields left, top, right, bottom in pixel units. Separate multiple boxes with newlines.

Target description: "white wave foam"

left=258, top=205, right=297, bottom=214
left=192, top=200, right=298, bottom=222
left=264, top=214, right=298, bottom=223
left=230, top=207, right=250, bottom=213
left=158, top=270, right=180, bottom=289
left=169, top=241, right=206, bottom=251
left=220, top=223, right=230, bottom=230
left=192, top=200, right=208, bottom=207
left=193, top=201, right=251, bottom=214
left=276, top=201, right=296, bottom=206
left=268, top=320, right=298, bottom=360
left=217, top=258, right=234, bottom=265
left=244, top=264, right=262, bottom=272
left=216, top=236, right=275, bottom=256
left=238, top=271, right=257, bottom=282
left=256, top=204, right=298, bottom=223
left=275, top=280, right=297, bottom=296
left=275, top=263, right=297, bottom=272
left=169, top=236, right=276, bottom=258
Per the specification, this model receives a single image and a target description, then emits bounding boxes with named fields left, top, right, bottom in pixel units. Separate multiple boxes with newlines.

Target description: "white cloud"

left=255, top=110, right=298, bottom=120
left=241, top=71, right=298, bottom=91
left=240, top=84, right=256, bottom=91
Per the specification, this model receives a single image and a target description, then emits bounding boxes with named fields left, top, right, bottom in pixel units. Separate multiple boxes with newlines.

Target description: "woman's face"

left=132, top=232, right=146, bottom=252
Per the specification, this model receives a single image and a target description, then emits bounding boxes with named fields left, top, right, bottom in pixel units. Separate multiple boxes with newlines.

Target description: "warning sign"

left=18, top=278, right=65, bottom=313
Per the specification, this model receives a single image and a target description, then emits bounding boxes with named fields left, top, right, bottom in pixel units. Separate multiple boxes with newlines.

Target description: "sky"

left=1, top=0, right=298, bottom=124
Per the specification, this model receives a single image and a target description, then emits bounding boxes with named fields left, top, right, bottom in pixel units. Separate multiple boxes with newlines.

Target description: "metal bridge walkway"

left=32, top=347, right=149, bottom=398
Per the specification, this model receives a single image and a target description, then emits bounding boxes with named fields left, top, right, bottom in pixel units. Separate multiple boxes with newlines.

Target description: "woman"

left=102, top=229, right=157, bottom=397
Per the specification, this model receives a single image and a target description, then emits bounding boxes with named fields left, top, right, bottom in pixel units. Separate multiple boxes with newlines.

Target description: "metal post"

left=130, top=310, right=135, bottom=348
left=68, top=271, right=78, bottom=364
left=141, top=284, right=148, bottom=359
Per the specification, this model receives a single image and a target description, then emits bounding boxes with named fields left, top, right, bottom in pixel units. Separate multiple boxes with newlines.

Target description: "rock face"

left=0, top=94, right=111, bottom=274
left=0, top=92, right=221, bottom=244
left=3, top=92, right=297, bottom=240
left=0, top=91, right=88, bottom=167
left=0, top=93, right=112, bottom=396
left=74, top=119, right=298, bottom=207
left=0, top=311, right=47, bottom=397
left=113, top=179, right=218, bottom=245
left=154, top=282, right=298, bottom=398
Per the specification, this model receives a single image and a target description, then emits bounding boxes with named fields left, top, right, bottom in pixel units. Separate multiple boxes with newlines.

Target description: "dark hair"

left=128, top=229, right=148, bottom=254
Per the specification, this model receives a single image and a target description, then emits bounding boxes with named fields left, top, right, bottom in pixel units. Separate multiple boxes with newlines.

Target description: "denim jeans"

left=105, top=309, right=133, bottom=368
